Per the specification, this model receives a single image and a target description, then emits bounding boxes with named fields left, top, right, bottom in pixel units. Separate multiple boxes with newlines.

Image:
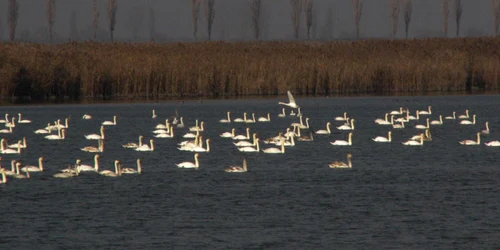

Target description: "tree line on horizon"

left=3, top=0, right=500, bottom=43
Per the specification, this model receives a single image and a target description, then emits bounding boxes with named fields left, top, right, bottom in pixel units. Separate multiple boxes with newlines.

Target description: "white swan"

left=430, top=115, right=443, bottom=125
left=329, top=153, right=352, bottom=168
left=135, top=139, right=154, bottom=151
left=220, top=128, right=236, bottom=138
left=1, top=139, right=21, bottom=154
left=485, top=140, right=500, bottom=146
left=418, top=106, right=432, bottom=115
left=5, top=117, right=16, bottom=128
left=445, top=111, right=456, bottom=120
left=330, top=132, right=353, bottom=146
left=0, top=126, right=13, bottom=134
left=176, top=117, right=185, bottom=128
left=277, top=108, right=286, bottom=118
left=21, top=157, right=44, bottom=172
left=219, top=111, right=231, bottom=123
left=460, top=114, right=476, bottom=125
left=238, top=138, right=260, bottom=152
left=82, top=114, right=92, bottom=120
left=481, top=122, right=490, bottom=135
left=0, top=114, right=9, bottom=123
left=337, top=119, right=355, bottom=130
left=262, top=140, right=285, bottom=154
left=53, top=167, right=80, bottom=178
left=392, top=119, right=405, bottom=129
left=258, top=113, right=271, bottom=122
left=13, top=162, right=30, bottom=179
left=17, top=113, right=32, bottom=123
left=155, top=119, right=169, bottom=129
left=55, top=118, right=69, bottom=129
left=176, top=153, right=200, bottom=168
left=372, top=131, right=392, bottom=142
left=123, top=136, right=143, bottom=149
left=0, top=169, right=6, bottom=184
left=374, top=113, right=389, bottom=124
left=34, top=123, right=51, bottom=134
left=245, top=113, right=256, bottom=123
left=278, top=90, right=299, bottom=108
left=225, top=158, right=248, bottom=173
left=102, top=115, right=117, bottom=126
left=234, top=113, right=247, bottom=123
left=155, top=126, right=175, bottom=138
left=85, top=126, right=105, bottom=140
left=152, top=109, right=157, bottom=119
left=299, top=117, right=310, bottom=129
left=390, top=107, right=403, bottom=115
left=81, top=139, right=104, bottom=152
left=415, top=118, right=430, bottom=129
left=121, top=159, right=142, bottom=174
left=100, top=160, right=121, bottom=177
left=315, top=122, right=331, bottom=134
left=233, top=128, right=251, bottom=140
left=1, top=160, right=17, bottom=176
left=335, top=112, right=348, bottom=121
left=189, top=121, right=205, bottom=132
left=77, top=154, right=99, bottom=172
left=193, top=138, right=211, bottom=152
left=402, top=134, right=424, bottom=145
left=458, top=109, right=469, bottom=119
left=183, top=129, right=200, bottom=139
left=234, top=133, right=258, bottom=147
left=459, top=132, right=481, bottom=145
left=406, top=109, right=419, bottom=120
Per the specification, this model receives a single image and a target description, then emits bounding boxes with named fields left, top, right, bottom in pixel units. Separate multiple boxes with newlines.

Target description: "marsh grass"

left=0, top=37, right=499, bottom=102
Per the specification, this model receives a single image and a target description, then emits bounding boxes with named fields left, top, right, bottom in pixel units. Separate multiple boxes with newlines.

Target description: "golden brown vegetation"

left=0, top=37, right=499, bottom=102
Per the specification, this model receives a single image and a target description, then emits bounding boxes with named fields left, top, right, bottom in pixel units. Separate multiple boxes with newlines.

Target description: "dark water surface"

left=1, top=95, right=500, bottom=249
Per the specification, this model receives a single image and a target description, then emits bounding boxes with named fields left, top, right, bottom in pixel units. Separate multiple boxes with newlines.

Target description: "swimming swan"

left=121, top=159, right=142, bottom=174
left=459, top=114, right=476, bottom=125
left=21, top=157, right=44, bottom=172
left=225, top=158, right=248, bottom=173
left=372, top=131, right=392, bottom=142
left=135, top=139, right=154, bottom=151
left=102, top=115, right=117, bottom=126
left=219, top=112, right=231, bottom=123
left=329, top=153, right=352, bottom=168
left=122, top=136, right=143, bottom=148
left=85, top=126, right=104, bottom=140
left=330, top=132, right=353, bottom=146
left=315, top=122, right=331, bottom=134
left=459, top=132, right=481, bottom=145
left=176, top=153, right=200, bottom=169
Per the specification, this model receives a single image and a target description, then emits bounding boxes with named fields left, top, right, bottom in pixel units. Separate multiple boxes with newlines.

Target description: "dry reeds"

left=0, top=37, right=499, bottom=102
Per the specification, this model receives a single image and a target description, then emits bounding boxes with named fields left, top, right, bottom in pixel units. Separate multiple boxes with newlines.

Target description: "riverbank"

left=0, top=37, right=499, bottom=102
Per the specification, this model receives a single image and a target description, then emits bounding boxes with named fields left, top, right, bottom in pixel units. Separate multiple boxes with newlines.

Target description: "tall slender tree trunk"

left=46, top=0, right=56, bottom=43
left=441, top=0, right=449, bottom=37
left=250, top=0, right=261, bottom=40
left=92, top=0, right=99, bottom=41
left=191, top=0, right=201, bottom=40
left=107, top=0, right=117, bottom=42
left=454, top=0, right=462, bottom=37
left=205, top=0, right=216, bottom=41
left=290, top=0, right=302, bottom=40
left=303, top=0, right=313, bottom=40
left=403, top=0, right=412, bottom=39
left=8, top=0, right=20, bottom=41
left=389, top=0, right=400, bottom=38
left=352, top=0, right=363, bottom=39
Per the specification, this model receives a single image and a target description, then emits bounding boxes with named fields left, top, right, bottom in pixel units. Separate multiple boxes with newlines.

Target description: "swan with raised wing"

left=219, top=112, right=231, bottom=123
left=459, top=132, right=481, bottom=145
left=21, top=157, right=44, bottom=172
left=373, top=131, right=392, bottom=142
left=460, top=114, right=476, bottom=125
left=85, top=126, right=104, bottom=140
left=330, top=132, right=353, bottom=146
left=176, top=153, right=200, bottom=168
left=102, top=115, right=117, bottom=126
left=329, top=153, right=353, bottom=168
left=225, top=158, right=248, bottom=173
left=278, top=90, right=299, bottom=108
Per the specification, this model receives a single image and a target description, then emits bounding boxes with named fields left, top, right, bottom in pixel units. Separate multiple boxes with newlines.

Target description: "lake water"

left=0, top=94, right=499, bottom=249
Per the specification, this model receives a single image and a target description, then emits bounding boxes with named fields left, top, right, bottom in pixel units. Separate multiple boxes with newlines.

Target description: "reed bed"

left=0, top=37, right=499, bottom=101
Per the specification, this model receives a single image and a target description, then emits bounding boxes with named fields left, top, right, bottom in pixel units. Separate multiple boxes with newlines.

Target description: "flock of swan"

left=0, top=90, right=495, bottom=184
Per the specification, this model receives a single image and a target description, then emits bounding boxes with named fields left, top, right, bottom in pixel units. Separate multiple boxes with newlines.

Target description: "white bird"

left=485, top=140, right=500, bottom=146
left=315, top=122, right=331, bottom=134
left=430, top=115, right=443, bottom=125
left=262, top=140, right=285, bottom=154
left=189, top=121, right=205, bottom=132
left=225, top=158, right=248, bottom=173
left=76, top=154, right=100, bottom=172
left=392, top=119, right=405, bottom=129
left=0, top=139, right=21, bottom=154
left=85, top=126, right=105, bottom=140
left=120, top=159, right=142, bottom=174
left=21, top=157, right=44, bottom=172
left=82, top=114, right=92, bottom=120
left=258, top=113, right=271, bottom=122
left=372, top=131, right=392, bottom=142
left=481, top=122, right=490, bottom=135
left=183, top=129, right=200, bottom=139
left=460, top=114, right=476, bottom=125
left=176, top=153, right=200, bottom=169
left=278, top=90, right=299, bottom=109
left=102, top=115, right=117, bottom=126
left=415, top=118, right=430, bottom=129
left=0, top=169, right=7, bottom=184
left=330, top=132, right=353, bottom=146
left=12, top=162, right=30, bottom=179
left=458, top=109, right=469, bottom=119
left=390, top=107, right=404, bottom=115
left=100, top=160, right=121, bottom=177
left=335, top=112, right=348, bottom=121
left=277, top=108, right=286, bottom=118
left=374, top=113, right=389, bottom=124
left=220, top=128, right=236, bottom=138
left=233, top=113, right=247, bottom=123
left=152, top=109, right=157, bottom=119
left=176, top=117, right=185, bottom=128
left=5, top=117, right=16, bottom=128
left=0, top=126, right=13, bottom=134
left=17, top=113, right=31, bottom=123
left=402, top=134, right=424, bottom=146
left=1, top=159, right=17, bottom=176
left=155, top=119, right=169, bottom=129
left=155, top=126, right=175, bottom=138
left=329, top=153, right=353, bottom=168
left=135, top=139, right=154, bottom=151
left=234, top=133, right=258, bottom=147
left=406, top=110, right=419, bottom=120
left=238, top=138, right=260, bottom=152
left=55, top=118, right=69, bottom=129
left=459, top=132, right=481, bottom=145
left=445, top=111, right=456, bottom=120
left=337, top=119, right=355, bottom=130
left=245, top=113, right=257, bottom=123
left=219, top=112, right=231, bottom=123
left=193, top=138, right=211, bottom=152
left=81, top=139, right=104, bottom=152
left=0, top=114, right=9, bottom=123
left=418, top=106, right=432, bottom=115
left=34, top=123, right=51, bottom=134
left=122, top=136, right=143, bottom=149
left=53, top=167, right=80, bottom=178
left=233, top=128, right=251, bottom=140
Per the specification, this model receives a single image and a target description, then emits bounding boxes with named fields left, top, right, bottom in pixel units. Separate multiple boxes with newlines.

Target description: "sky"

left=0, top=0, right=495, bottom=43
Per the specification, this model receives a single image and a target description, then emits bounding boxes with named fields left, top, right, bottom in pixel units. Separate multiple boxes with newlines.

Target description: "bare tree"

left=46, top=0, right=56, bottom=43
left=352, top=0, right=363, bottom=39
left=107, top=0, right=117, bottom=42
left=92, top=0, right=99, bottom=41
left=441, top=0, right=449, bottom=37
left=148, top=8, right=155, bottom=42
left=8, top=0, right=19, bottom=41
left=311, top=9, right=317, bottom=39
left=290, top=0, right=302, bottom=39
left=453, top=0, right=462, bottom=37
left=389, top=0, right=400, bottom=38
left=303, top=0, right=313, bottom=40
left=191, top=0, right=201, bottom=39
left=250, top=0, right=261, bottom=40
left=70, top=10, right=79, bottom=41
left=403, top=0, right=412, bottom=39
left=493, top=0, right=500, bottom=35
left=205, top=0, right=216, bottom=41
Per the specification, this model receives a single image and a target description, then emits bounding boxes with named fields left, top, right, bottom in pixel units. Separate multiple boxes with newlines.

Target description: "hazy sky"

left=0, top=0, right=495, bottom=43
